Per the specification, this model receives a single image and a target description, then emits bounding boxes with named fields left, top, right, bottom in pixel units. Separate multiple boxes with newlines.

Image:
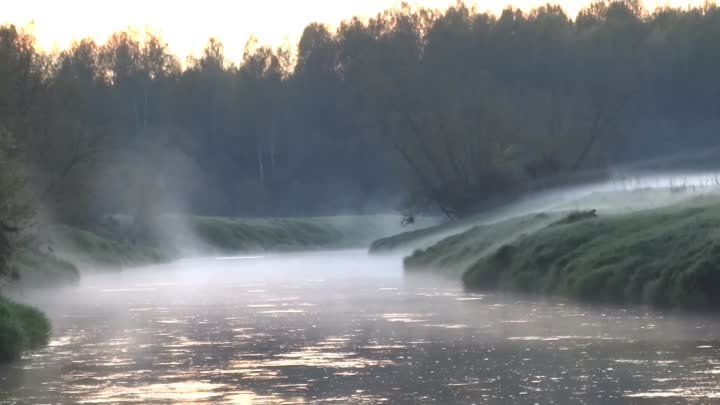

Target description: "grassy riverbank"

left=463, top=196, right=720, bottom=309
left=369, top=219, right=460, bottom=254
left=0, top=297, right=49, bottom=361
left=12, top=214, right=406, bottom=284
left=188, top=214, right=405, bottom=253
left=403, top=213, right=562, bottom=276
left=50, top=224, right=168, bottom=268
left=370, top=188, right=709, bottom=256
left=9, top=248, right=80, bottom=287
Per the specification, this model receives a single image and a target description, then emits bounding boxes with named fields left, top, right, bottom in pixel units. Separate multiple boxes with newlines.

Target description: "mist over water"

left=2, top=248, right=720, bottom=404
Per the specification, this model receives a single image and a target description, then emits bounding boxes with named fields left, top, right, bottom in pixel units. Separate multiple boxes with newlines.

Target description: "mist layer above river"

left=2, top=251, right=720, bottom=404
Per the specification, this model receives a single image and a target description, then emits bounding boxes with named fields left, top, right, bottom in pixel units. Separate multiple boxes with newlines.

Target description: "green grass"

left=403, top=213, right=562, bottom=276
left=0, top=296, right=50, bottom=362
left=369, top=218, right=468, bottom=254
left=189, top=216, right=344, bottom=252
left=188, top=214, right=405, bottom=253
left=49, top=224, right=169, bottom=268
left=462, top=197, right=720, bottom=309
left=368, top=187, right=667, bottom=255
left=549, top=210, right=597, bottom=226
left=41, top=215, right=404, bottom=273
left=9, top=248, right=80, bottom=287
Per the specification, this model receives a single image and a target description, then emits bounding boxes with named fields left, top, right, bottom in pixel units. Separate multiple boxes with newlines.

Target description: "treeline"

left=2, top=0, right=720, bottom=232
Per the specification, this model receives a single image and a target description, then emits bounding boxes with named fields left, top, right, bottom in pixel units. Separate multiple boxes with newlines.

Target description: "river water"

left=1, top=250, right=719, bottom=404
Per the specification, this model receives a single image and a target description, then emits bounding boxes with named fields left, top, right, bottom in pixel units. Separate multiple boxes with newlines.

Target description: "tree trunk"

left=382, top=121, right=456, bottom=220
left=572, top=113, right=604, bottom=170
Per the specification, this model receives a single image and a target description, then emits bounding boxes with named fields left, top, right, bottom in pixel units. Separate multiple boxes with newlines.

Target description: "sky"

left=3, top=0, right=702, bottom=63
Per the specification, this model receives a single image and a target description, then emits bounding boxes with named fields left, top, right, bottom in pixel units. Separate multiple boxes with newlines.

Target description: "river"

left=1, top=250, right=719, bottom=404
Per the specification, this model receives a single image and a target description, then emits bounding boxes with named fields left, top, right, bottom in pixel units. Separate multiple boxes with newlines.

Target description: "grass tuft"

left=550, top=209, right=597, bottom=226
left=0, top=297, right=49, bottom=362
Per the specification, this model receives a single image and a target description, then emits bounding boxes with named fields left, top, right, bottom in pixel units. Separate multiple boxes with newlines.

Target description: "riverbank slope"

left=376, top=187, right=720, bottom=310
left=463, top=196, right=720, bottom=309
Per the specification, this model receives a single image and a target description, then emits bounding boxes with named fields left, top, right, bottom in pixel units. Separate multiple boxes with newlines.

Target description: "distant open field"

left=370, top=173, right=720, bottom=256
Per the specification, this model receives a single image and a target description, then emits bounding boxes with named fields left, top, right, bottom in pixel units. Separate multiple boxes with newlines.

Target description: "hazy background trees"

left=1, top=0, right=720, bottom=228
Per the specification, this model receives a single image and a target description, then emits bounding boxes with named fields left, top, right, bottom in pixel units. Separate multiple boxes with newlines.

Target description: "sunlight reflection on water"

left=2, top=251, right=720, bottom=404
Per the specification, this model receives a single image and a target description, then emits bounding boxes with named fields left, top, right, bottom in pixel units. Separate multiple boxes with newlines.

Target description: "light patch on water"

left=95, top=357, right=135, bottom=367
left=274, top=383, right=309, bottom=389
left=165, top=337, right=218, bottom=348
left=360, top=345, right=406, bottom=350
left=230, top=347, right=392, bottom=370
left=215, top=256, right=265, bottom=260
left=261, top=297, right=300, bottom=302
left=199, top=368, right=282, bottom=380
left=223, top=391, right=296, bottom=404
left=77, top=381, right=226, bottom=403
left=100, top=288, right=156, bottom=293
left=447, top=378, right=480, bottom=387
left=312, top=337, right=351, bottom=350
left=316, top=394, right=390, bottom=403
left=48, top=336, right=78, bottom=347
left=324, top=337, right=351, bottom=342
left=334, top=371, right=360, bottom=376
left=138, top=282, right=177, bottom=287
left=382, top=313, right=427, bottom=323
left=415, top=292, right=461, bottom=298
left=625, top=388, right=720, bottom=399
left=259, top=309, right=305, bottom=314
left=694, top=369, right=720, bottom=374
left=163, top=348, right=192, bottom=355
left=614, top=359, right=647, bottom=364
left=107, top=338, right=131, bottom=346
left=156, top=318, right=185, bottom=324
left=508, top=336, right=616, bottom=341
left=422, top=324, right=469, bottom=329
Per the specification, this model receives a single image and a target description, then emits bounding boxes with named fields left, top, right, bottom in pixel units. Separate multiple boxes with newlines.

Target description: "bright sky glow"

left=3, top=0, right=702, bottom=62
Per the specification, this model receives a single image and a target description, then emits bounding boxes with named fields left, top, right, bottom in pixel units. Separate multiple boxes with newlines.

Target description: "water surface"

left=1, top=251, right=719, bottom=404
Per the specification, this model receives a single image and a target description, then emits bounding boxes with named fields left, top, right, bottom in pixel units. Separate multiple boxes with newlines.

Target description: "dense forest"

left=2, top=0, right=720, bottom=269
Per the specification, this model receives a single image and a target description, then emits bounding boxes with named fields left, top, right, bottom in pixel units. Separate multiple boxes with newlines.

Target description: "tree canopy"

left=1, top=0, right=719, bottom=224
